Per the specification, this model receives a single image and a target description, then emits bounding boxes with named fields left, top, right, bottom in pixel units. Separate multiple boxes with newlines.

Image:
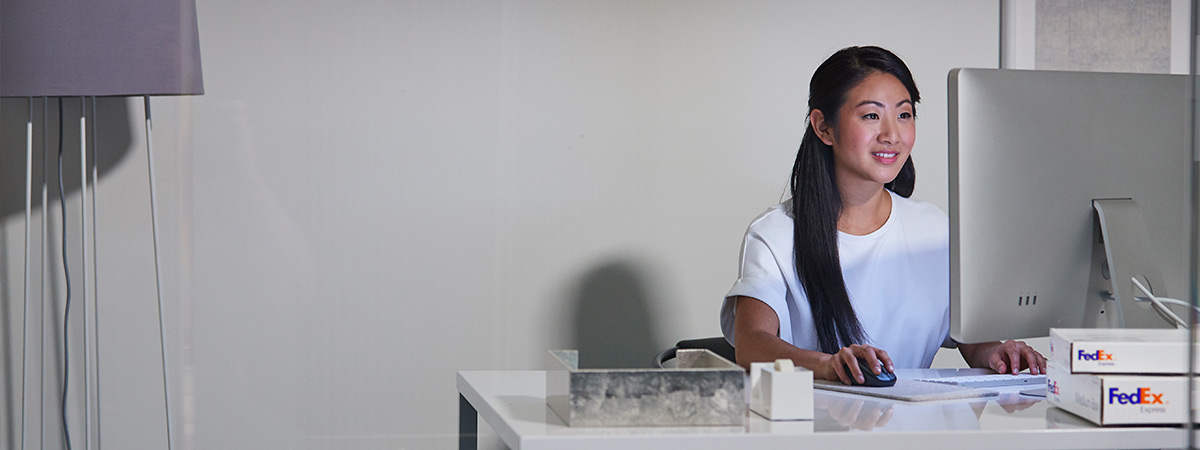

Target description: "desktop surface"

left=458, top=369, right=1191, bottom=450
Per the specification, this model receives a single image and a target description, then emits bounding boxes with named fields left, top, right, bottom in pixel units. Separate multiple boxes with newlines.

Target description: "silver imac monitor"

left=948, top=68, right=1191, bottom=343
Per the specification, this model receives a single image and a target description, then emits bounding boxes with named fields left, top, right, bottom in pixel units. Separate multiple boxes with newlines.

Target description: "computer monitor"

left=948, top=68, right=1191, bottom=344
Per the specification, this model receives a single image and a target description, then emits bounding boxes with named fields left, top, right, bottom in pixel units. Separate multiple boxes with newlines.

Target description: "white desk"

left=458, top=369, right=1192, bottom=450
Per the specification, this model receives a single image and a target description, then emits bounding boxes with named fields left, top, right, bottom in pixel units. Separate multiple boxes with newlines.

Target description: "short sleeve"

left=720, top=222, right=793, bottom=346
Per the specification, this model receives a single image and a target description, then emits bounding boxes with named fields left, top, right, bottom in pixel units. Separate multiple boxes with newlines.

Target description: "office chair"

left=655, top=336, right=961, bottom=368
left=653, top=337, right=737, bottom=368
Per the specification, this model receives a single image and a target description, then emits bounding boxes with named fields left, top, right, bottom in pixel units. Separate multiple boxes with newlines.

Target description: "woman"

left=720, top=46, right=1046, bottom=385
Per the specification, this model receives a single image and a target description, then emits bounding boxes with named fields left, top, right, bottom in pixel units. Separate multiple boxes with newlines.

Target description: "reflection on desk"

left=801, top=369, right=1072, bottom=433
left=813, top=388, right=1050, bottom=432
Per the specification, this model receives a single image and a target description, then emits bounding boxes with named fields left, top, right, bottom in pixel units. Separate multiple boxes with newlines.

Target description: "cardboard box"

left=1049, top=328, right=1194, bottom=374
left=1046, top=362, right=1195, bottom=425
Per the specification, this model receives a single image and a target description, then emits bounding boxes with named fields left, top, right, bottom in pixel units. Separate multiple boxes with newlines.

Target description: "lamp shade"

left=1, top=0, right=204, bottom=97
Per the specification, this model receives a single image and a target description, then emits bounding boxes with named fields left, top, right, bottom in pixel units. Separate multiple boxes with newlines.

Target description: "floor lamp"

left=1, top=1, right=204, bottom=449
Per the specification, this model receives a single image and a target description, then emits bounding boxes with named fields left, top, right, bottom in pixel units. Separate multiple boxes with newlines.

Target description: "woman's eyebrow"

left=854, top=99, right=913, bottom=108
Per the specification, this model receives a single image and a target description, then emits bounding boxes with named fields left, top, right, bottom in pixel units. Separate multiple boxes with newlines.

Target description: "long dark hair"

left=790, top=46, right=920, bottom=354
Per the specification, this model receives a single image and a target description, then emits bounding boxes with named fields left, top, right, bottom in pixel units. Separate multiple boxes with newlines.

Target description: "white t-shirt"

left=720, top=190, right=950, bottom=368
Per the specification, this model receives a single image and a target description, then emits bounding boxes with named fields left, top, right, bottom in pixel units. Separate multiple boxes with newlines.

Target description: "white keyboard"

left=912, top=373, right=1046, bottom=388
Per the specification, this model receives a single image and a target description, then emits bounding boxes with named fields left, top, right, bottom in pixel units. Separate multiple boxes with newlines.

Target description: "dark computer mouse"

left=846, top=357, right=897, bottom=387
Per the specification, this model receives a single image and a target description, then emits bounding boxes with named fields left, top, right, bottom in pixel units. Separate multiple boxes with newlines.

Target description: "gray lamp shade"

left=1, top=0, right=204, bottom=97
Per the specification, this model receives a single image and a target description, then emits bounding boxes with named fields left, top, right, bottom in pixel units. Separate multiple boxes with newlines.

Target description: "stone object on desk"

left=545, top=349, right=745, bottom=427
left=750, top=360, right=814, bottom=421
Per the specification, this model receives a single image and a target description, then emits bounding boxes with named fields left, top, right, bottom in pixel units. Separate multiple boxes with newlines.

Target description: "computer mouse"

left=846, top=357, right=897, bottom=387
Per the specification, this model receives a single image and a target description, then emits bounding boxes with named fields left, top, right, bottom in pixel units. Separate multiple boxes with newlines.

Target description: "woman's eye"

left=899, top=112, right=912, bottom=119
left=863, top=113, right=879, bottom=120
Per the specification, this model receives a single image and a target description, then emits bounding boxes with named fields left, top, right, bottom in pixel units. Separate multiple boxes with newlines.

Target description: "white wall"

left=2, top=2, right=1000, bottom=449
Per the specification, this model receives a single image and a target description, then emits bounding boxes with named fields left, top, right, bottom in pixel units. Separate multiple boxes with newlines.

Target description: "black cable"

left=58, top=97, right=74, bottom=450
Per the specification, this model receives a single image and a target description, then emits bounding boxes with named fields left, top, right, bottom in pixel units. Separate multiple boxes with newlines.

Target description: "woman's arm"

left=734, top=296, right=893, bottom=385
left=958, top=341, right=1047, bottom=375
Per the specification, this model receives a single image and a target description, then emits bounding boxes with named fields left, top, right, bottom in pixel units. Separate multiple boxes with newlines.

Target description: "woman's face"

left=812, top=72, right=915, bottom=190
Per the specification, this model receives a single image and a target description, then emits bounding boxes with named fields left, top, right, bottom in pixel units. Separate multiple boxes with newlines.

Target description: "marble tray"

left=546, top=349, right=745, bottom=427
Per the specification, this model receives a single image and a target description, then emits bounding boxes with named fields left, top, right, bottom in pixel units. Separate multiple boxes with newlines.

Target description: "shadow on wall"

left=0, top=97, right=133, bottom=449
left=570, top=259, right=661, bottom=369
left=0, top=97, right=135, bottom=219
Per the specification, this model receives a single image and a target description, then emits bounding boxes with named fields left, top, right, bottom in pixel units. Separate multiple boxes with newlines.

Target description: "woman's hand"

left=960, top=340, right=1047, bottom=375
left=986, top=340, right=1047, bottom=375
left=820, top=344, right=894, bottom=385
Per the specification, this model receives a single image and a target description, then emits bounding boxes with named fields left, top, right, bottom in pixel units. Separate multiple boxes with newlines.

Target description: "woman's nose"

left=879, top=119, right=898, bottom=145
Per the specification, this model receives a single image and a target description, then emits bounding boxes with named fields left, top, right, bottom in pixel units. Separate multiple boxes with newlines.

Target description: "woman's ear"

left=810, top=109, right=835, bottom=146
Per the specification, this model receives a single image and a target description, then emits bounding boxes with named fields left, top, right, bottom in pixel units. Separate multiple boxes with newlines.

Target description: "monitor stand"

left=1083, top=199, right=1177, bottom=329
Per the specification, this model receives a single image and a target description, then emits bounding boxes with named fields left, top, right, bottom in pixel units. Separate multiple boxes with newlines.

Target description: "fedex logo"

left=1047, top=381, right=1060, bottom=395
left=1077, top=349, right=1114, bottom=361
left=1108, top=387, right=1165, bottom=405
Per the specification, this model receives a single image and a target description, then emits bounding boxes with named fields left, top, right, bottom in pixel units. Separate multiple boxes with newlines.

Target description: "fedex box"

left=1046, top=363, right=1194, bottom=425
left=1049, top=328, right=1195, bottom=374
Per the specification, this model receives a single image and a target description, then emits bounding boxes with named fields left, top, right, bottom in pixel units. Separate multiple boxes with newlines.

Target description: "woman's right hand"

left=820, top=344, right=894, bottom=385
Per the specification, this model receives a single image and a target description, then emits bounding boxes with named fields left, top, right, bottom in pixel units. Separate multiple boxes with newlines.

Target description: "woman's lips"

left=872, top=151, right=899, bottom=164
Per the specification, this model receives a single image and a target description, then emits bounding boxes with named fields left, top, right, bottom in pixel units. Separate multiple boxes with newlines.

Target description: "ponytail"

left=790, top=126, right=865, bottom=353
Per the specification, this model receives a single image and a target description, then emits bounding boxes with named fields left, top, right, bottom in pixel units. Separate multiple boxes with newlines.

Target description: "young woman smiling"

left=720, top=46, right=1046, bottom=385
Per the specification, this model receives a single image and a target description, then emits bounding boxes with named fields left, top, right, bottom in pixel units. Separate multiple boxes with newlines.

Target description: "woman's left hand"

left=986, top=340, right=1047, bottom=375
